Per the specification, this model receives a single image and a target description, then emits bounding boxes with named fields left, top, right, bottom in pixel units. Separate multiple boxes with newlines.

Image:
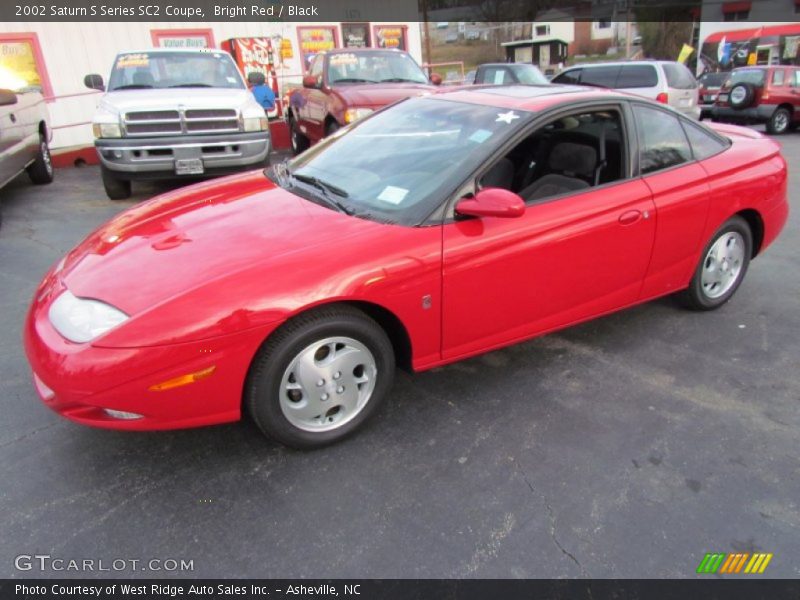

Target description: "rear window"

left=580, top=65, right=621, bottom=87
left=662, top=63, right=697, bottom=90
left=616, top=64, right=659, bottom=88
left=699, top=72, right=727, bottom=87
left=729, top=69, right=766, bottom=86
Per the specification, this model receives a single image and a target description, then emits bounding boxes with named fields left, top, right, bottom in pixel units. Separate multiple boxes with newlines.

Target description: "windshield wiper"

left=112, top=84, right=153, bottom=90
left=290, top=172, right=353, bottom=215
left=379, top=78, right=424, bottom=83
left=169, top=83, right=213, bottom=88
left=332, top=78, right=375, bottom=84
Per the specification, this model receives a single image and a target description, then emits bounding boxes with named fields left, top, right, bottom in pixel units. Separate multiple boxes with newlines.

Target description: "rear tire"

left=289, top=115, right=310, bottom=155
left=679, top=216, right=752, bottom=311
left=728, top=82, right=756, bottom=110
left=101, top=165, right=132, bottom=200
left=27, top=134, right=54, bottom=185
left=766, top=107, right=791, bottom=135
left=246, top=306, right=395, bottom=449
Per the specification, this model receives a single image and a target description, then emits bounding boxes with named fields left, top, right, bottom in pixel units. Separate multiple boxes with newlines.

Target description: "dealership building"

left=0, top=21, right=423, bottom=163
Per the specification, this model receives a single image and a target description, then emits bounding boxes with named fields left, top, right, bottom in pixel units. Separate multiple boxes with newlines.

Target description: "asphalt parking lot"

left=1, top=133, right=799, bottom=579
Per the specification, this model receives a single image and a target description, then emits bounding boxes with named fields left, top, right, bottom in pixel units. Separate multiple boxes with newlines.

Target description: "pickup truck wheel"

left=290, top=118, right=310, bottom=155
left=326, top=121, right=340, bottom=136
left=27, top=134, right=54, bottom=185
left=101, top=165, right=132, bottom=200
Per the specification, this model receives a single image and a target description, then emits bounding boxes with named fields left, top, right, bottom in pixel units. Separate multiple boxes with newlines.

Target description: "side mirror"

left=455, top=188, right=525, bottom=219
left=303, top=74, right=320, bottom=89
left=84, top=73, right=105, bottom=91
left=430, top=72, right=443, bottom=86
left=247, top=71, right=266, bottom=86
left=0, top=89, right=18, bottom=106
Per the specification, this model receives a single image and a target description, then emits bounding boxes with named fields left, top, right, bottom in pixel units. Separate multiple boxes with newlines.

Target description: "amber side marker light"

left=149, top=366, right=216, bottom=392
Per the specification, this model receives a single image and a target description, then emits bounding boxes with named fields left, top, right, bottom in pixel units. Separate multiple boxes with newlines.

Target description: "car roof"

left=119, top=48, right=228, bottom=54
left=432, top=84, right=629, bottom=111
left=568, top=60, right=670, bottom=68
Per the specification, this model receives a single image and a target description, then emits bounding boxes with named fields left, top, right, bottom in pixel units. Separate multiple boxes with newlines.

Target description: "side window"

left=580, top=66, right=621, bottom=88
left=616, top=65, right=659, bottom=88
left=772, top=69, right=785, bottom=86
left=478, top=108, right=626, bottom=204
left=681, top=121, right=729, bottom=160
left=552, top=68, right=581, bottom=85
left=633, top=105, right=691, bottom=174
left=792, top=71, right=800, bottom=87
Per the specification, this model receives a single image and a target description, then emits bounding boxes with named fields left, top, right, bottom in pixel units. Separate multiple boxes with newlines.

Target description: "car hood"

left=60, top=171, right=380, bottom=317
left=99, top=87, right=254, bottom=114
left=332, top=83, right=435, bottom=107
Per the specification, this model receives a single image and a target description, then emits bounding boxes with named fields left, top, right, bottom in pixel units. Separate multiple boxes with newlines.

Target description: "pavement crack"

left=513, top=458, right=589, bottom=577
left=0, top=421, right=62, bottom=449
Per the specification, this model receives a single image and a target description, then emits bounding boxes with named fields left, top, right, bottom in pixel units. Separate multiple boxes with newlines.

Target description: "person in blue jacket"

left=248, top=71, right=275, bottom=110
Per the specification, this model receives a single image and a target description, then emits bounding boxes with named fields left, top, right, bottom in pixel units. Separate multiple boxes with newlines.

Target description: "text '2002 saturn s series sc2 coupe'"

left=24, top=86, right=788, bottom=449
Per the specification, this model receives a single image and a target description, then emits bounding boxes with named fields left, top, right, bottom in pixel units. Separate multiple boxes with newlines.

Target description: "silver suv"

left=85, top=49, right=271, bottom=200
left=552, top=60, right=700, bottom=119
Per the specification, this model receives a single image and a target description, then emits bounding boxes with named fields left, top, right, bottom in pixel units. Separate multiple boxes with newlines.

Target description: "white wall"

left=0, top=21, right=423, bottom=152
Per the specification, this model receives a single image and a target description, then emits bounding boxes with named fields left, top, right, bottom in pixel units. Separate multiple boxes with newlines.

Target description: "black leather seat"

left=480, top=157, right=515, bottom=190
left=520, top=142, right=597, bottom=202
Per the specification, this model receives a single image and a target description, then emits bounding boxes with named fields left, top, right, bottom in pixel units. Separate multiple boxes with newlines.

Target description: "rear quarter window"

left=681, top=121, right=729, bottom=160
left=662, top=63, right=697, bottom=90
left=616, top=64, right=659, bottom=88
left=552, top=68, right=581, bottom=84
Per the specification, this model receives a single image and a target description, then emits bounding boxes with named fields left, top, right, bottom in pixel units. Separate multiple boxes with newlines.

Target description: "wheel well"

left=38, top=120, right=47, bottom=138
left=737, top=209, right=764, bottom=258
left=776, top=103, right=793, bottom=115
left=325, top=115, right=339, bottom=131
left=341, top=301, right=412, bottom=371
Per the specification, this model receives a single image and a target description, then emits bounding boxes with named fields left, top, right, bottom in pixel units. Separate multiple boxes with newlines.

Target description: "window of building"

left=297, top=26, right=338, bottom=71
left=0, top=32, right=53, bottom=98
left=723, top=10, right=750, bottom=21
left=342, top=23, right=370, bottom=48
left=595, top=20, right=612, bottom=29
left=535, top=25, right=550, bottom=37
left=373, top=26, right=407, bottom=51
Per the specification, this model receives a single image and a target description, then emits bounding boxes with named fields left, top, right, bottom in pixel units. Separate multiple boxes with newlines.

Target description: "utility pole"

left=421, top=0, right=433, bottom=66
left=625, top=0, right=632, bottom=59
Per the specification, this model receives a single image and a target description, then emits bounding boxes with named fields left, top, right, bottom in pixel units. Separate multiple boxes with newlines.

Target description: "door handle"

left=618, top=210, right=642, bottom=226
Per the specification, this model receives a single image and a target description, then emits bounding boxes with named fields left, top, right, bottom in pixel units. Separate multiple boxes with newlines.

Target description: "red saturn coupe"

left=24, top=86, right=788, bottom=449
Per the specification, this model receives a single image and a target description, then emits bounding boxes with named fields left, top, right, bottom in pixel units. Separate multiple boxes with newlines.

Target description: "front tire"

left=766, top=107, right=791, bottom=135
left=27, top=134, right=54, bottom=185
left=246, top=306, right=395, bottom=449
left=679, top=216, right=752, bottom=311
left=289, top=115, right=310, bottom=155
left=101, top=165, right=132, bottom=200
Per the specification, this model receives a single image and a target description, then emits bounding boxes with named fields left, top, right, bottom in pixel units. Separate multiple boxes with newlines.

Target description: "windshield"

left=275, top=97, right=532, bottom=226
left=699, top=72, right=727, bottom=87
left=727, top=69, right=765, bottom=87
left=107, top=51, right=245, bottom=91
left=511, top=65, right=548, bottom=85
left=327, top=51, right=428, bottom=85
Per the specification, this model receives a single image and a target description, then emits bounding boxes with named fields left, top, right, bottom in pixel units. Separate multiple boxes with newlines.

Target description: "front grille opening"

left=147, top=149, right=173, bottom=157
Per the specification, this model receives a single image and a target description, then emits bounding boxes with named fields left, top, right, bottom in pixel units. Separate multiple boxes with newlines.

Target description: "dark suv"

left=711, top=66, right=800, bottom=134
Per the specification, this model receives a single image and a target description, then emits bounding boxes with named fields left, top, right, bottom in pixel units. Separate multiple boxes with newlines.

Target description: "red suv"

left=711, top=65, right=800, bottom=134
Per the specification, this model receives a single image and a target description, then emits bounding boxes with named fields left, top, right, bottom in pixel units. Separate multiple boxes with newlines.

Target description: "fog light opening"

left=104, top=408, right=143, bottom=420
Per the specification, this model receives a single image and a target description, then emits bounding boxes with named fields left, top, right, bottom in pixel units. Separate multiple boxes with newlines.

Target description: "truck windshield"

left=278, top=97, right=532, bottom=226
left=107, top=52, right=245, bottom=91
left=327, top=51, right=429, bottom=85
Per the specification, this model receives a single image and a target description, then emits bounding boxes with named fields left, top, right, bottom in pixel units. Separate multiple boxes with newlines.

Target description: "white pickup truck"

left=85, top=48, right=271, bottom=200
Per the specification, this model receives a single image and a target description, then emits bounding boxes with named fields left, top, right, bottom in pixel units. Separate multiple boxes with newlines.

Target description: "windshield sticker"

left=330, top=53, right=358, bottom=65
left=116, top=54, right=149, bottom=68
left=469, top=129, right=493, bottom=143
left=377, top=186, right=409, bottom=205
left=226, top=76, right=238, bottom=83
left=496, top=110, right=520, bottom=124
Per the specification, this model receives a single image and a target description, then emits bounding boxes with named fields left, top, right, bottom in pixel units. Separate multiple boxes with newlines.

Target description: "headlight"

left=48, top=290, right=129, bottom=343
left=92, top=122, right=122, bottom=139
left=243, top=116, right=268, bottom=132
left=344, top=108, right=374, bottom=124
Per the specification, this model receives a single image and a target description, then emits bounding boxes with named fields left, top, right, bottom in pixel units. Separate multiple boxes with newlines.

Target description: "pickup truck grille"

left=123, top=109, right=240, bottom=136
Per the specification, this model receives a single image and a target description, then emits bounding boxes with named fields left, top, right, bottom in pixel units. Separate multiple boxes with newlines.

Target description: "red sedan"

left=24, top=86, right=788, bottom=448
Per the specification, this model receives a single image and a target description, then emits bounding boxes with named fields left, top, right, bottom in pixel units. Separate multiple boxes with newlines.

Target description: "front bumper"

left=710, top=104, right=775, bottom=123
left=95, top=131, right=270, bottom=179
left=23, top=277, right=281, bottom=431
